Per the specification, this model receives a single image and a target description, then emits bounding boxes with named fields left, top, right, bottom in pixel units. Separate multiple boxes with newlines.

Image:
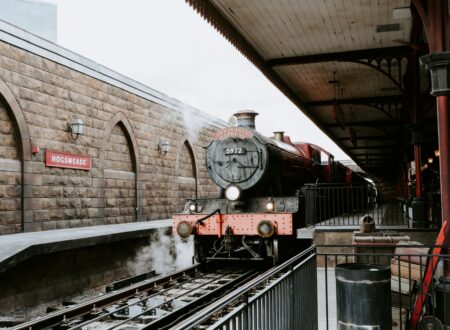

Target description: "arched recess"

left=175, top=139, right=198, bottom=213
left=0, top=80, right=31, bottom=233
left=102, top=112, right=140, bottom=224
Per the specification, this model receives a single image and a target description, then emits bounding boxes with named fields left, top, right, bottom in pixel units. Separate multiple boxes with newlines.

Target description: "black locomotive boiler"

left=173, top=110, right=318, bottom=264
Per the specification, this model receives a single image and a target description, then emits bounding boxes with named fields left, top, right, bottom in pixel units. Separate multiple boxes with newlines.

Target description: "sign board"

left=213, top=127, right=254, bottom=140
left=45, top=150, right=91, bottom=170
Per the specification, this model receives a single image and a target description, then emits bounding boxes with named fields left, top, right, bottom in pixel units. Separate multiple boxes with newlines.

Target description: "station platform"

left=0, top=220, right=171, bottom=274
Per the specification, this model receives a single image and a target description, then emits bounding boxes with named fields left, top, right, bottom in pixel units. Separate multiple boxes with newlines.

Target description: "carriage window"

left=330, top=156, right=335, bottom=177
left=311, top=149, right=320, bottom=163
left=320, top=151, right=329, bottom=165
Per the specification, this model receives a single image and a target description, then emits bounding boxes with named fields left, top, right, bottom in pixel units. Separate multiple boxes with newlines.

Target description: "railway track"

left=11, top=263, right=260, bottom=330
left=172, top=245, right=317, bottom=329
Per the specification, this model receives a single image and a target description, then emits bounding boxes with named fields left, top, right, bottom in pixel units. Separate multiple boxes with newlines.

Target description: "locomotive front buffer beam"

left=172, top=213, right=293, bottom=238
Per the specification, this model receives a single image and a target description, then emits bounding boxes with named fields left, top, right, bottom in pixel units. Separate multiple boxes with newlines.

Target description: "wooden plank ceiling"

left=186, top=0, right=436, bottom=180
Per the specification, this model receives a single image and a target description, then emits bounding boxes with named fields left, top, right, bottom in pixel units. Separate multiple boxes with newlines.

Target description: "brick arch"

left=0, top=80, right=31, bottom=233
left=104, top=112, right=139, bottom=172
left=175, top=139, right=198, bottom=212
left=101, top=112, right=140, bottom=223
left=0, top=80, right=31, bottom=162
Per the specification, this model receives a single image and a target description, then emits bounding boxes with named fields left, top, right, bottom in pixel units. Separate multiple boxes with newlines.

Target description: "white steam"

left=128, top=228, right=194, bottom=275
left=181, top=109, right=209, bottom=143
left=156, top=107, right=210, bottom=146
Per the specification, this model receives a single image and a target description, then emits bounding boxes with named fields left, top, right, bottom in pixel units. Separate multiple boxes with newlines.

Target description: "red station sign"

left=45, top=150, right=92, bottom=170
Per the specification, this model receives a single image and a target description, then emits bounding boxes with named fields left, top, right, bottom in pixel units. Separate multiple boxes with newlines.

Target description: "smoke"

left=127, top=228, right=194, bottom=275
left=181, top=109, right=209, bottom=143
left=155, top=105, right=212, bottom=146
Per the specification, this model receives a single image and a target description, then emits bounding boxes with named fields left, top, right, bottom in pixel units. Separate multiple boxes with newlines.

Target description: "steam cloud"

left=156, top=105, right=210, bottom=146
left=128, top=228, right=194, bottom=275
left=181, top=109, right=209, bottom=143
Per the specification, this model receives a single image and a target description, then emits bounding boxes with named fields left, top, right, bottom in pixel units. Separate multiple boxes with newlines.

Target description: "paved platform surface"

left=0, top=220, right=171, bottom=273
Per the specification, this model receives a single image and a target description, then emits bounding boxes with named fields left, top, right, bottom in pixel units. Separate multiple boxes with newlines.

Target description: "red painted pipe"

left=438, top=96, right=450, bottom=225
left=437, top=96, right=450, bottom=277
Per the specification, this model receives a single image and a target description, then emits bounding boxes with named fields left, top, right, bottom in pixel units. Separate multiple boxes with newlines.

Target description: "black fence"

left=304, top=184, right=407, bottom=227
left=317, top=244, right=450, bottom=330
left=173, top=246, right=318, bottom=329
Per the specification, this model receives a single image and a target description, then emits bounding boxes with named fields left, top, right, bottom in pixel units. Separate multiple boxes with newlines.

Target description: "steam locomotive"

left=172, top=110, right=365, bottom=264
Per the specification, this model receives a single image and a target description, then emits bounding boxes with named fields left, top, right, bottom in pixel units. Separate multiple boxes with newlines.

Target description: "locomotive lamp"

left=266, top=197, right=274, bottom=212
left=225, top=185, right=241, bottom=201
left=189, top=202, right=197, bottom=213
left=67, top=118, right=86, bottom=140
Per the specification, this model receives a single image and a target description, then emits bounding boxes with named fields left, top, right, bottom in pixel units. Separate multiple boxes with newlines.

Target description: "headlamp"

left=266, top=198, right=274, bottom=212
left=225, top=185, right=241, bottom=201
left=189, top=203, right=197, bottom=213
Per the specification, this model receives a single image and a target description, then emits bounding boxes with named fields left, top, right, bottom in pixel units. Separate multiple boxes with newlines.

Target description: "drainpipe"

left=437, top=95, right=450, bottom=226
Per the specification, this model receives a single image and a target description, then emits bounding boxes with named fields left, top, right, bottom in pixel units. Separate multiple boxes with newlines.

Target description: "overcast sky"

left=46, top=0, right=349, bottom=160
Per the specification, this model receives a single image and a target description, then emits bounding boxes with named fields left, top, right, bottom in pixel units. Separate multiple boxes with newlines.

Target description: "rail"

left=12, top=263, right=258, bottom=330
left=173, top=245, right=318, bottom=329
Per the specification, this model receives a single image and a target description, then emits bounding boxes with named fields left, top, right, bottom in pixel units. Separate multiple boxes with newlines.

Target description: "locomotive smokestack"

left=273, top=131, right=285, bottom=141
left=234, top=110, right=259, bottom=129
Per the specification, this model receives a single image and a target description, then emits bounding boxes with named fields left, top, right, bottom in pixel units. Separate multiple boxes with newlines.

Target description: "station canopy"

left=187, top=0, right=436, bottom=181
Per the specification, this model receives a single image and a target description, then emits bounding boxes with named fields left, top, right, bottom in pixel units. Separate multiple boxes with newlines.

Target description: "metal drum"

left=411, top=197, right=428, bottom=228
left=336, top=263, right=392, bottom=330
left=435, top=276, right=450, bottom=328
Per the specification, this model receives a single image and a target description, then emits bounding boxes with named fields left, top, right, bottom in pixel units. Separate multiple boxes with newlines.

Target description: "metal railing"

left=172, top=246, right=318, bottom=330
left=304, top=184, right=407, bottom=227
left=317, top=244, right=450, bottom=330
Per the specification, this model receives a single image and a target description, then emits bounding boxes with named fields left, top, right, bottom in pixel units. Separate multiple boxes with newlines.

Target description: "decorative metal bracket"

left=352, top=56, right=407, bottom=94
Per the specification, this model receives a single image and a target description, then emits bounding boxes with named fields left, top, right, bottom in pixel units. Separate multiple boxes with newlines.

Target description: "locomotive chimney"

left=273, top=131, right=285, bottom=141
left=234, top=110, right=259, bottom=129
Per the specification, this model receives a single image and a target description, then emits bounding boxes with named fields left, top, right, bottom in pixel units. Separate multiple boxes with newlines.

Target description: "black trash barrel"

left=435, top=276, right=450, bottom=328
left=411, top=197, right=428, bottom=228
left=336, top=263, right=392, bottom=330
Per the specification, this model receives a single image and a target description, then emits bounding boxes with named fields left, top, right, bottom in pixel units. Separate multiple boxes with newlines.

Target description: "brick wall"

left=0, top=100, right=21, bottom=234
left=176, top=141, right=197, bottom=212
left=0, top=37, right=224, bottom=234
left=104, top=123, right=136, bottom=224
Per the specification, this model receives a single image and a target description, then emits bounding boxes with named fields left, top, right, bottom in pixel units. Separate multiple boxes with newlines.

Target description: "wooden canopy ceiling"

left=187, top=0, right=437, bottom=180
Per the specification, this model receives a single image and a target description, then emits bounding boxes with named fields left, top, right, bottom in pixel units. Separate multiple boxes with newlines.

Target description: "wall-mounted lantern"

left=158, top=140, right=170, bottom=156
left=435, top=149, right=440, bottom=157
left=428, top=157, right=434, bottom=164
left=67, top=118, right=86, bottom=140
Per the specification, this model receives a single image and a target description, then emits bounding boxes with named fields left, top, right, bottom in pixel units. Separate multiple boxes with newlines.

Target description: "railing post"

left=242, top=292, right=249, bottom=330
left=290, top=265, right=295, bottom=329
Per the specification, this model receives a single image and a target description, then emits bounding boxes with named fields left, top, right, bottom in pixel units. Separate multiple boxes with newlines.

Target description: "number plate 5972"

left=224, top=147, right=246, bottom=155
